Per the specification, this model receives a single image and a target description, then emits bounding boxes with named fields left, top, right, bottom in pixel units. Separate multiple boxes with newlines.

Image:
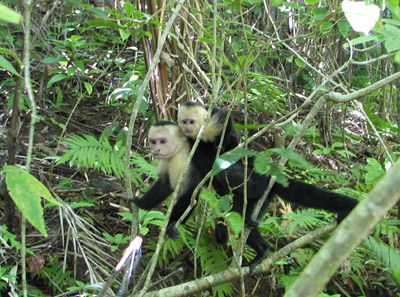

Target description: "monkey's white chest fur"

left=157, top=141, right=192, bottom=191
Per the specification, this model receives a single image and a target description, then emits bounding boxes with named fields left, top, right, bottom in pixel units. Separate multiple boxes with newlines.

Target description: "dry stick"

left=123, top=1, right=187, bottom=296
left=192, top=0, right=223, bottom=278
left=325, top=71, right=400, bottom=104
left=140, top=223, right=336, bottom=297
left=22, top=0, right=36, bottom=296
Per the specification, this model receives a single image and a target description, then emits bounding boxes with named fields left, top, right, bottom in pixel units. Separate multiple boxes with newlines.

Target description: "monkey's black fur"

left=179, top=102, right=358, bottom=272
left=135, top=106, right=359, bottom=273
left=212, top=161, right=358, bottom=271
left=132, top=121, right=203, bottom=239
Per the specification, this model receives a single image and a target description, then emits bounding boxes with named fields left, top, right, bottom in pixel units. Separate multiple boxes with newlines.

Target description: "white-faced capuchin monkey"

left=131, top=121, right=202, bottom=239
left=178, top=101, right=239, bottom=243
left=178, top=102, right=359, bottom=273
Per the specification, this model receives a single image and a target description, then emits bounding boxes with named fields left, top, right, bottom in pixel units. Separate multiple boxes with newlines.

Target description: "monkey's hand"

left=166, top=224, right=180, bottom=240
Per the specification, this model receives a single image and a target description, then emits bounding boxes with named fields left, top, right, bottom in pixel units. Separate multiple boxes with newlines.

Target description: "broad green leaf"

left=42, top=55, right=66, bottom=64
left=234, top=123, right=268, bottom=130
left=0, top=55, right=21, bottom=77
left=253, top=155, right=289, bottom=187
left=0, top=4, right=22, bottom=24
left=331, top=142, right=344, bottom=149
left=226, top=212, right=243, bottom=237
left=3, top=165, right=61, bottom=237
left=201, top=189, right=219, bottom=210
left=84, top=82, right=93, bottom=95
left=320, top=21, right=333, bottom=32
left=124, top=2, right=135, bottom=17
left=394, top=50, right=400, bottom=64
left=85, top=19, right=123, bottom=29
left=305, top=0, right=320, bottom=4
left=338, top=21, right=350, bottom=38
left=294, top=58, right=306, bottom=68
left=142, top=211, right=165, bottom=226
left=342, top=1, right=380, bottom=34
left=382, top=19, right=400, bottom=27
left=345, top=35, right=378, bottom=47
left=384, top=38, right=400, bottom=53
left=269, top=148, right=312, bottom=168
left=47, top=74, right=68, bottom=87
left=87, top=7, right=108, bottom=19
left=119, top=29, right=131, bottom=41
left=365, top=171, right=384, bottom=185
left=312, top=149, right=324, bottom=155
left=212, top=149, right=256, bottom=175
left=311, top=7, right=327, bottom=20
left=0, top=48, right=23, bottom=67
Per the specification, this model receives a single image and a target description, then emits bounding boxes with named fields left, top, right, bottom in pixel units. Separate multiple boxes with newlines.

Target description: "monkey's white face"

left=180, top=118, right=198, bottom=137
left=148, top=129, right=178, bottom=160
left=178, top=109, right=203, bottom=138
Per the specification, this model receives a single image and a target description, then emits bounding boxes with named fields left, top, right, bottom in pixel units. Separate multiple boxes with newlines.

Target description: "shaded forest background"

left=1, top=0, right=400, bottom=296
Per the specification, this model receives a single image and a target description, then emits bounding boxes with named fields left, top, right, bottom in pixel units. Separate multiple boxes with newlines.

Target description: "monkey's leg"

left=166, top=190, right=197, bottom=240
left=246, top=228, right=271, bottom=273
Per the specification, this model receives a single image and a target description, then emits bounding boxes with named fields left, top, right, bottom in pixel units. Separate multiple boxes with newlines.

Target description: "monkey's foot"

left=166, top=224, right=180, bottom=240
left=248, top=248, right=269, bottom=274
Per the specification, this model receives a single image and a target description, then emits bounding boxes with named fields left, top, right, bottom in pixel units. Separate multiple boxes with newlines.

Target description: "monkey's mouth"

left=153, top=153, right=171, bottom=159
left=184, top=129, right=194, bottom=135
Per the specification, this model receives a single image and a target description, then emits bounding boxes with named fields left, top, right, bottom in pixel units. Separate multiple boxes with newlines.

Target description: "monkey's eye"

left=160, top=138, right=167, bottom=144
left=150, top=139, right=156, bottom=145
left=189, top=120, right=195, bottom=124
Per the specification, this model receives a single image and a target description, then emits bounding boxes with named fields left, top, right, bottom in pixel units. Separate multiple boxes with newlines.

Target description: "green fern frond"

left=285, top=210, right=324, bottom=234
left=364, top=236, right=400, bottom=284
left=131, top=153, right=158, bottom=178
left=57, top=134, right=125, bottom=178
left=196, top=233, right=232, bottom=297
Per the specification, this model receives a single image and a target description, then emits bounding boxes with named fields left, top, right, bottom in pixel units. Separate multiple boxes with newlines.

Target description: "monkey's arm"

left=166, top=168, right=202, bottom=239
left=132, top=178, right=174, bottom=210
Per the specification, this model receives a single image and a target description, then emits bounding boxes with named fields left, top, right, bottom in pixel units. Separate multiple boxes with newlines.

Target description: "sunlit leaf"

left=0, top=4, right=22, bottom=24
left=338, top=21, right=350, bottom=38
left=84, top=82, right=93, bottom=95
left=0, top=55, right=21, bottom=77
left=212, top=149, right=256, bottom=176
left=3, top=165, right=62, bottom=237
left=226, top=211, right=243, bottom=237
left=342, top=1, right=380, bottom=34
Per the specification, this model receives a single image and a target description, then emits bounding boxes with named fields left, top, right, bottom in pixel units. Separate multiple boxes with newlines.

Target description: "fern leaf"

left=59, top=133, right=126, bottom=178
left=131, top=153, right=157, bottom=177
left=365, top=236, right=400, bottom=284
